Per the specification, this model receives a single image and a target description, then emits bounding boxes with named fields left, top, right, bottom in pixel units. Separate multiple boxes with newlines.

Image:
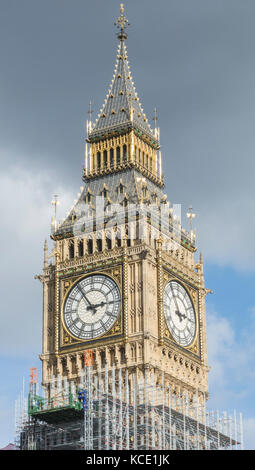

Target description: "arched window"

left=97, top=239, right=102, bottom=252
left=139, top=149, right=141, bottom=164
left=116, top=232, right=122, bottom=247
left=150, top=157, right=152, bottom=172
left=142, top=152, right=145, bottom=166
left=106, top=237, right=112, bottom=249
left=87, top=239, right=93, bottom=254
left=123, top=144, right=127, bottom=162
left=69, top=241, right=74, bottom=259
left=116, top=147, right=121, bottom=166
left=110, top=148, right=114, bottom=168
left=85, top=191, right=91, bottom=204
left=78, top=241, right=84, bottom=257
left=97, top=152, right=101, bottom=172
left=103, top=150, right=107, bottom=168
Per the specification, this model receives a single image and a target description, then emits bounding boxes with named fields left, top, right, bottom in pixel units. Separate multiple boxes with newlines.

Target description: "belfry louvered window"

left=87, top=239, right=93, bottom=254
left=97, top=239, right=102, bottom=252
left=69, top=241, right=74, bottom=259
left=116, top=147, right=121, bottom=166
left=103, top=150, right=107, bottom=168
left=123, top=144, right=127, bottom=162
left=106, top=237, right=112, bottom=249
left=110, top=148, right=114, bottom=168
left=97, top=152, right=101, bottom=171
left=78, top=241, right=84, bottom=257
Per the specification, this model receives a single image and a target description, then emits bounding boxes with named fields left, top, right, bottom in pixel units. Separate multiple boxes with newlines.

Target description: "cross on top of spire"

left=114, top=3, right=130, bottom=40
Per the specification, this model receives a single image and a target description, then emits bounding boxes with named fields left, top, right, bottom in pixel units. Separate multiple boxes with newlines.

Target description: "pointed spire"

left=87, top=4, right=157, bottom=144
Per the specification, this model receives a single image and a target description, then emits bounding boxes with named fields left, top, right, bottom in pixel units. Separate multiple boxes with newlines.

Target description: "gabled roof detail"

left=88, top=39, right=155, bottom=142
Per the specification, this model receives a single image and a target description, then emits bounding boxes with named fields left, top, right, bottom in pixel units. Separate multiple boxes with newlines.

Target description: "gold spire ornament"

left=114, top=3, right=130, bottom=40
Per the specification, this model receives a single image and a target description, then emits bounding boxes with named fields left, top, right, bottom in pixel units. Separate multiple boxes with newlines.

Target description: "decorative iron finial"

left=114, top=3, right=130, bottom=40
left=51, top=194, right=60, bottom=231
left=153, top=108, right=158, bottom=127
left=86, top=101, right=93, bottom=135
left=88, top=101, right=93, bottom=120
left=153, top=107, right=159, bottom=139
left=186, top=206, right=196, bottom=231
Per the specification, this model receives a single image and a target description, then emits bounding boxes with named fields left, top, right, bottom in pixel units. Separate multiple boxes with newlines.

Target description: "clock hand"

left=87, top=300, right=115, bottom=310
left=175, top=310, right=182, bottom=321
left=175, top=310, right=186, bottom=322
left=85, top=304, right=98, bottom=316
left=77, top=284, right=92, bottom=307
left=170, top=286, right=180, bottom=312
left=97, top=300, right=115, bottom=309
left=170, top=287, right=186, bottom=322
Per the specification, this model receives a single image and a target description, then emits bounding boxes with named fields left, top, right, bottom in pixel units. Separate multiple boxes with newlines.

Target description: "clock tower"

left=40, top=4, right=209, bottom=413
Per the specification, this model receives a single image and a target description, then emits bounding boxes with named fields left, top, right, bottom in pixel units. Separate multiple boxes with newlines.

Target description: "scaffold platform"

left=15, top=365, right=244, bottom=450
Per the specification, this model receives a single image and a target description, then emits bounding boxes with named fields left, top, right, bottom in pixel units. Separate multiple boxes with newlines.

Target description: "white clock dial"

left=63, top=274, right=121, bottom=340
left=164, top=280, right=196, bottom=347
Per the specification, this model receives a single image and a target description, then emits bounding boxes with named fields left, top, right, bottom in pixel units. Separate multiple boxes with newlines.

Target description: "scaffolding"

left=15, top=363, right=244, bottom=450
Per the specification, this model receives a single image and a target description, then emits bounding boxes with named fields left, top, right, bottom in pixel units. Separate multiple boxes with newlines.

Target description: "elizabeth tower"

left=40, top=4, right=209, bottom=411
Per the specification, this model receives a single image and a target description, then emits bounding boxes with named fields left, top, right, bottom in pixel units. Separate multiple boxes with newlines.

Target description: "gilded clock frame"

left=59, top=266, right=124, bottom=350
left=162, top=272, right=200, bottom=356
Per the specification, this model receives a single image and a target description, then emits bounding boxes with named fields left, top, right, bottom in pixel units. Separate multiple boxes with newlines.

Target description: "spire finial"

left=186, top=206, right=196, bottom=231
left=86, top=101, right=93, bottom=135
left=88, top=101, right=93, bottom=120
left=51, top=194, right=60, bottom=232
left=153, top=107, right=160, bottom=140
left=114, top=3, right=130, bottom=40
left=153, top=108, right=158, bottom=127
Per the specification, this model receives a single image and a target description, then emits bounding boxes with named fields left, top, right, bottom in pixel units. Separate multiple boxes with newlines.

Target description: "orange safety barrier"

left=29, top=368, right=37, bottom=384
left=84, top=350, right=93, bottom=367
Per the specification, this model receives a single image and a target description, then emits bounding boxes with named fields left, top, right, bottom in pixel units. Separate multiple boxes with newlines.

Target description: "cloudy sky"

left=0, top=0, right=255, bottom=449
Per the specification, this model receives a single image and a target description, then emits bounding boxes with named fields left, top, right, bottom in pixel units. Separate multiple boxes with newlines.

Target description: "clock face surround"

left=164, top=280, right=196, bottom=347
left=63, top=274, right=121, bottom=340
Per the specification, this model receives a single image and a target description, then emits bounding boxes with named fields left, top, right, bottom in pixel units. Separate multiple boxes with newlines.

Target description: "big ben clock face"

left=164, top=280, right=196, bottom=347
left=63, top=274, right=121, bottom=340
